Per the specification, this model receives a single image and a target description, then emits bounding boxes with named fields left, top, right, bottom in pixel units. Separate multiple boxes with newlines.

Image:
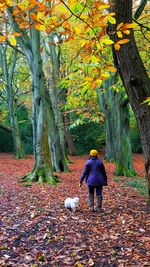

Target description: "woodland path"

left=0, top=153, right=150, bottom=267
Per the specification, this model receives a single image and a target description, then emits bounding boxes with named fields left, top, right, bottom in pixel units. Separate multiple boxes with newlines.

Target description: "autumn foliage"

left=0, top=0, right=137, bottom=89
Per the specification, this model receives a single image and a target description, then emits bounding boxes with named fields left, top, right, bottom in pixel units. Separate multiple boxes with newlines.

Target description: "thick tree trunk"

left=43, top=39, right=69, bottom=170
left=115, top=93, right=136, bottom=176
left=98, top=80, right=116, bottom=162
left=109, top=0, right=150, bottom=201
left=98, top=75, right=136, bottom=175
left=22, top=29, right=68, bottom=182
left=8, top=8, right=69, bottom=180
left=48, top=34, right=69, bottom=161
left=0, top=46, right=25, bottom=158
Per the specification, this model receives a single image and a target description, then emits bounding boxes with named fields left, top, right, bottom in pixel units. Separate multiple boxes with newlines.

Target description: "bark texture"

left=0, top=46, right=25, bottom=159
left=109, top=0, right=150, bottom=201
left=8, top=9, right=68, bottom=182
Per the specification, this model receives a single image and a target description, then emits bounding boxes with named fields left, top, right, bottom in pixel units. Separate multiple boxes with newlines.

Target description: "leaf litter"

left=0, top=153, right=150, bottom=267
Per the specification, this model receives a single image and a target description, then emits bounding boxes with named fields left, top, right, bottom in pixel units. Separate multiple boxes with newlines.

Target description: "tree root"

left=20, top=167, right=59, bottom=185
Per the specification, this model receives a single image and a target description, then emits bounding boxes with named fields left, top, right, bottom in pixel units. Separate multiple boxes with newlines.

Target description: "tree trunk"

left=64, top=113, right=76, bottom=156
left=0, top=46, right=25, bottom=158
left=98, top=79, right=116, bottom=161
left=22, top=28, right=67, bottom=182
left=98, top=74, right=136, bottom=175
left=109, top=0, right=150, bottom=201
left=115, top=93, right=136, bottom=176
left=43, top=38, right=69, bottom=170
left=8, top=9, right=69, bottom=180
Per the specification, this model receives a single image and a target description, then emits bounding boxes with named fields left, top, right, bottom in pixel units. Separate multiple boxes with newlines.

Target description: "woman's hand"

left=79, top=182, right=82, bottom=187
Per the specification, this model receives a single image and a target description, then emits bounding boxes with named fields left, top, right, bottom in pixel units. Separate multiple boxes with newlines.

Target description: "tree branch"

left=134, top=0, right=147, bottom=20
left=0, top=122, right=13, bottom=133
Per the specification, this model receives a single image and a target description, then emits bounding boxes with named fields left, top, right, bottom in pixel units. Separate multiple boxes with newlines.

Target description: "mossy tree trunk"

left=98, top=74, right=136, bottom=176
left=43, top=35, right=69, bottom=170
left=98, top=78, right=116, bottom=162
left=8, top=9, right=67, bottom=182
left=109, top=0, right=150, bottom=201
left=0, top=46, right=25, bottom=159
left=114, top=92, right=136, bottom=176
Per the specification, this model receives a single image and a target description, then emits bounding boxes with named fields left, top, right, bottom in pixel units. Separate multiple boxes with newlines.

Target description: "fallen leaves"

left=0, top=152, right=149, bottom=266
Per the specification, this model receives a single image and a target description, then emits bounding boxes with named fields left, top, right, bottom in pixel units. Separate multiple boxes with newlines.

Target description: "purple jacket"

left=80, top=157, right=107, bottom=186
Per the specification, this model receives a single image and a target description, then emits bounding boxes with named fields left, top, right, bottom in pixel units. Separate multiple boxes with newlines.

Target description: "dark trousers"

left=88, top=185, right=103, bottom=196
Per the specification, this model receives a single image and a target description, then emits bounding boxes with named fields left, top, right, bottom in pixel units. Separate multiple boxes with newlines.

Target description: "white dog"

left=64, top=197, right=79, bottom=211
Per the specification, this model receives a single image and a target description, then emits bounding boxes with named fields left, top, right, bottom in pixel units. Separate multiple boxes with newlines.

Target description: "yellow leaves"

left=6, top=0, right=12, bottom=6
left=98, top=4, right=110, bottom=10
left=101, top=73, right=110, bottom=78
left=117, top=31, right=123, bottom=38
left=117, top=23, right=124, bottom=31
left=143, top=97, right=150, bottom=106
left=101, top=38, right=114, bottom=45
left=80, top=39, right=87, bottom=47
left=107, top=16, right=116, bottom=24
left=74, top=27, right=82, bottom=35
left=68, top=0, right=76, bottom=6
left=0, top=30, right=21, bottom=46
left=0, top=0, right=12, bottom=8
left=91, top=55, right=99, bottom=64
left=107, top=13, right=116, bottom=24
left=116, top=22, right=137, bottom=38
left=30, top=12, right=45, bottom=31
left=35, top=23, right=45, bottom=31
left=75, top=263, right=83, bottom=267
left=9, top=35, right=17, bottom=46
left=0, top=0, right=12, bottom=9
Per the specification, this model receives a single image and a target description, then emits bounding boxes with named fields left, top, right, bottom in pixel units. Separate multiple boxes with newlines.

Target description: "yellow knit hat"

left=90, top=149, right=98, bottom=156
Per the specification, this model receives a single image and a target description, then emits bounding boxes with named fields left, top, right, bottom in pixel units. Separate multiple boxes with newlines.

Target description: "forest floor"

left=0, top=152, right=150, bottom=267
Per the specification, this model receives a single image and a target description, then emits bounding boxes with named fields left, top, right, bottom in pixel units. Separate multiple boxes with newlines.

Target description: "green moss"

left=124, top=177, right=147, bottom=195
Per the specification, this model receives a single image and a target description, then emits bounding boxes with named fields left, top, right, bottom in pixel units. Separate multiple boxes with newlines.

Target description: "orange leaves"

left=0, top=31, right=21, bottom=46
left=116, top=22, right=137, bottom=38
left=117, top=39, right=130, bottom=44
left=0, top=36, right=7, bottom=42
left=114, top=39, right=130, bottom=51
left=0, top=0, right=12, bottom=8
left=114, top=22, right=137, bottom=50
left=19, top=21, right=30, bottom=29
left=29, top=0, right=39, bottom=5
left=107, top=65, right=117, bottom=72
left=30, top=12, right=37, bottom=21
left=12, top=32, right=21, bottom=37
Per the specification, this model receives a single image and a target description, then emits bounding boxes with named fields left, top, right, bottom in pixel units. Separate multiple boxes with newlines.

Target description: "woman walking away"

left=79, top=150, right=108, bottom=212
